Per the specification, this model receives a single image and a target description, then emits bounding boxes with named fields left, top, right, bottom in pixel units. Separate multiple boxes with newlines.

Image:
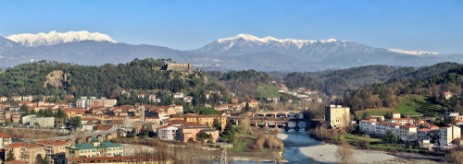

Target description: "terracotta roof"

left=5, top=160, right=26, bottom=164
left=96, top=124, right=112, bottom=131
left=6, top=142, right=40, bottom=148
left=36, top=140, right=70, bottom=146
left=0, top=133, right=12, bottom=138
left=418, top=128, right=438, bottom=133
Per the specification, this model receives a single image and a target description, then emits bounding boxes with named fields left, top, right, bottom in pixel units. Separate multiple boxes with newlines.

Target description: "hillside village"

left=0, top=70, right=322, bottom=164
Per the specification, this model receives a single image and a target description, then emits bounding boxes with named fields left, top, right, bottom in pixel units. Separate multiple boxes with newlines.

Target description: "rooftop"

left=68, top=141, right=122, bottom=150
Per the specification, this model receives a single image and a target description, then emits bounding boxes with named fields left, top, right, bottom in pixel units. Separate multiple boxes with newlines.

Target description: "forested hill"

left=345, top=62, right=463, bottom=112
left=284, top=65, right=416, bottom=96
left=283, top=62, right=463, bottom=97
left=0, top=58, right=208, bottom=98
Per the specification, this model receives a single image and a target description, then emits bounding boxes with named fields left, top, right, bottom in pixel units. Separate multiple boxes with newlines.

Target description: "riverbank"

left=277, top=132, right=441, bottom=163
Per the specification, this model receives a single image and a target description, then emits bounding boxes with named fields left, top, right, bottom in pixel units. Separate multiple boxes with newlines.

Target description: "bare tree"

left=336, top=137, right=355, bottom=164
left=240, top=116, right=251, bottom=132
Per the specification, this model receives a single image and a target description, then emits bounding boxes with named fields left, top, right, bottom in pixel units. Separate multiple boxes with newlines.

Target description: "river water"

left=235, top=131, right=438, bottom=164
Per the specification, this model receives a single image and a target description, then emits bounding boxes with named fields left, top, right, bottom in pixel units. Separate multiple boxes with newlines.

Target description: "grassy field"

left=355, top=94, right=445, bottom=118
left=344, top=133, right=424, bottom=153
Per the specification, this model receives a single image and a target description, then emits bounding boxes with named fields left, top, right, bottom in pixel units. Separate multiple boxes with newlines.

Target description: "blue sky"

left=1, top=0, right=462, bottom=53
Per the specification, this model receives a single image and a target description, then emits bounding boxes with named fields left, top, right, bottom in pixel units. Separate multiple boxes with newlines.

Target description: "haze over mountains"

left=0, top=31, right=461, bottom=71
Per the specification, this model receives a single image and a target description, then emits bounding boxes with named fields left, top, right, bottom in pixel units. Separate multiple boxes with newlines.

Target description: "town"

left=0, top=81, right=322, bottom=164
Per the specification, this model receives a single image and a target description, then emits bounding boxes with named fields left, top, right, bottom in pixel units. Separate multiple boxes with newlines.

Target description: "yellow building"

left=4, top=142, right=46, bottom=164
left=66, top=139, right=123, bottom=158
left=36, top=140, right=71, bottom=164
left=325, top=105, right=351, bottom=128
left=170, top=114, right=227, bottom=130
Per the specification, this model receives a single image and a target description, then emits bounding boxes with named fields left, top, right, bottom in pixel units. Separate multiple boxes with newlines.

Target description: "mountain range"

left=0, top=31, right=461, bottom=71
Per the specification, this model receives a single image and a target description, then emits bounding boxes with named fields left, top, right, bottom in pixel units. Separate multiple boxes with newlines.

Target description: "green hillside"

left=355, top=94, right=445, bottom=118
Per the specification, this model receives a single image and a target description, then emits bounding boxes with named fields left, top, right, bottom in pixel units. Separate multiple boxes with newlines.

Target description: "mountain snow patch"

left=388, top=48, right=439, bottom=56
left=7, top=30, right=116, bottom=47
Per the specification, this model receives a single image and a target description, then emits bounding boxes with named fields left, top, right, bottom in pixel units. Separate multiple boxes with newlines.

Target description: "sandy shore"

left=277, top=133, right=438, bottom=164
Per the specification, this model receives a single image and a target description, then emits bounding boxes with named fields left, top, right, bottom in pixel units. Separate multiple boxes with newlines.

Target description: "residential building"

left=442, top=91, right=453, bottom=100
left=65, top=139, right=124, bottom=158
left=0, top=133, right=12, bottom=151
left=183, top=96, right=193, bottom=103
left=399, top=125, right=417, bottom=142
left=169, top=114, right=227, bottom=130
left=22, top=115, right=55, bottom=128
left=0, top=96, right=7, bottom=102
left=439, top=125, right=461, bottom=147
left=5, top=142, right=47, bottom=164
left=76, top=97, right=117, bottom=109
left=325, top=105, right=351, bottom=128
left=392, top=112, right=401, bottom=119
left=360, top=119, right=419, bottom=142
left=173, top=92, right=184, bottom=99
left=36, top=140, right=71, bottom=164
left=178, top=125, right=219, bottom=143
left=157, top=126, right=179, bottom=141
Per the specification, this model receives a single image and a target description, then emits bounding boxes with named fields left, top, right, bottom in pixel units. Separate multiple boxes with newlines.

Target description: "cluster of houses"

left=273, top=82, right=322, bottom=103
left=359, top=112, right=463, bottom=149
left=0, top=133, right=126, bottom=164
left=0, top=92, right=260, bottom=164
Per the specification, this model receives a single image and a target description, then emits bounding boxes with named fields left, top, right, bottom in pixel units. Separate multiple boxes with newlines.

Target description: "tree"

left=363, top=134, right=370, bottom=149
left=6, top=149, right=15, bottom=161
left=197, top=132, right=212, bottom=142
left=54, top=108, right=67, bottom=127
left=244, top=102, right=251, bottom=112
left=20, top=104, right=29, bottom=115
left=67, top=116, right=82, bottom=130
left=361, top=112, right=369, bottom=119
left=385, top=112, right=392, bottom=119
left=213, top=119, right=222, bottom=131
left=239, top=116, right=251, bottom=133
left=384, top=130, right=396, bottom=144
left=336, top=138, right=355, bottom=164
left=34, top=122, right=40, bottom=129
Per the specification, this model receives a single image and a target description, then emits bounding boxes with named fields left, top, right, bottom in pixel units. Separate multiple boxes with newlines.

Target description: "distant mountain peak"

left=388, top=48, right=439, bottom=56
left=6, top=30, right=116, bottom=47
left=217, top=34, right=338, bottom=46
left=197, top=34, right=343, bottom=54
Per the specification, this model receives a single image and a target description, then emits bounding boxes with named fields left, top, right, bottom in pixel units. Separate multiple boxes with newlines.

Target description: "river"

left=235, top=131, right=439, bottom=164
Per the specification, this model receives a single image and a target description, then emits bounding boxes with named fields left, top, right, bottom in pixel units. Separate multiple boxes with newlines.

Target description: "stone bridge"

left=32, top=130, right=118, bottom=144
left=252, top=111, right=304, bottom=119
left=229, top=116, right=319, bottom=131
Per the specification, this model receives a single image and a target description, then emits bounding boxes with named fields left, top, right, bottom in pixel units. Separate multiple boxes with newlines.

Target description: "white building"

left=22, top=115, right=55, bottom=127
left=173, top=92, right=185, bottom=99
left=439, top=125, right=461, bottom=148
left=359, top=119, right=418, bottom=142
left=392, top=112, right=401, bottom=119
left=157, top=126, right=179, bottom=141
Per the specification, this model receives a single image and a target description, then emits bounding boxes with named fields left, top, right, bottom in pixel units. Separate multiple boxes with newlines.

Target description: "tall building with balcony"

left=4, top=142, right=46, bottom=164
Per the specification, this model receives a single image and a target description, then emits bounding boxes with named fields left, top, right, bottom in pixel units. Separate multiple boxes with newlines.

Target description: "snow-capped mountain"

left=1, top=32, right=462, bottom=71
left=196, top=34, right=342, bottom=55
left=195, top=34, right=393, bottom=63
left=6, top=31, right=116, bottom=47
left=388, top=48, right=439, bottom=56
